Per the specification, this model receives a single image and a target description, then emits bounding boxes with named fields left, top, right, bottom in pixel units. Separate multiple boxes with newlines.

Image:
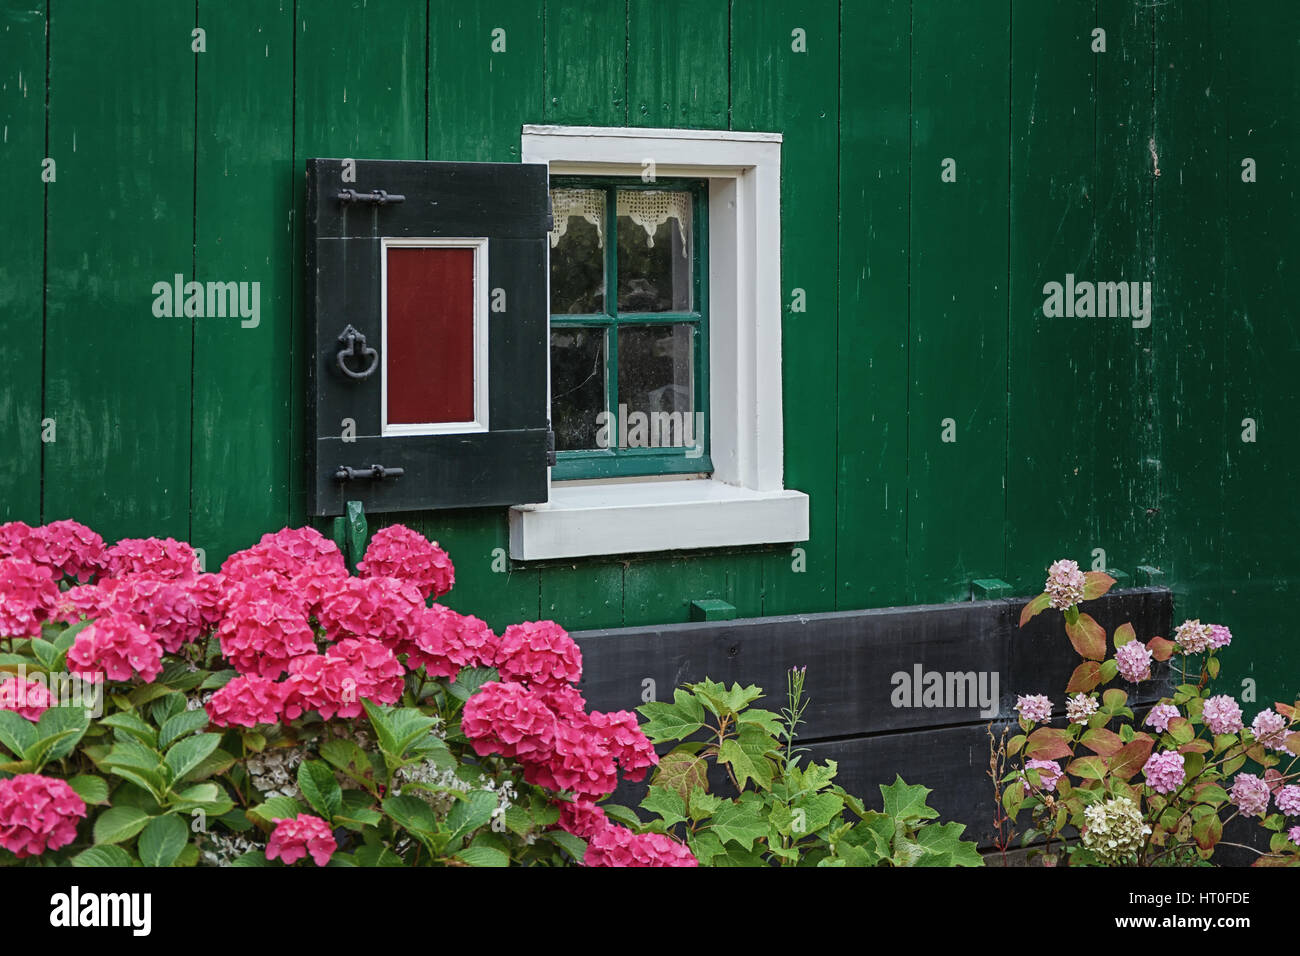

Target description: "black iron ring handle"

left=335, top=324, right=379, bottom=381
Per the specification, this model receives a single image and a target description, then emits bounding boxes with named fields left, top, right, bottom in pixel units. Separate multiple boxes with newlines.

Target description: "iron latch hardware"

left=336, top=188, right=405, bottom=205
left=335, top=464, right=406, bottom=482
left=335, top=324, right=379, bottom=381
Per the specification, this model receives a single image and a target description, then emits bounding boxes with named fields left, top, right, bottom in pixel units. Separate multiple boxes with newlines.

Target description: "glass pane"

left=616, top=324, right=697, bottom=450
left=386, top=246, right=476, bottom=425
left=550, top=327, right=607, bottom=450
left=616, top=190, right=693, bottom=313
left=550, top=188, right=605, bottom=314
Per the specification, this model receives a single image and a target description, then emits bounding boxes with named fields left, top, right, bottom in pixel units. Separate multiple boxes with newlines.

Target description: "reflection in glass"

left=617, top=324, right=695, bottom=449
left=616, top=190, right=693, bottom=313
left=550, top=328, right=606, bottom=450
left=549, top=188, right=605, bottom=314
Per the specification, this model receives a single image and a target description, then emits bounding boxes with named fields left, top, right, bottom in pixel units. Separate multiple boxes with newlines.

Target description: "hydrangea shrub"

left=999, top=560, right=1300, bottom=866
left=0, top=519, right=689, bottom=867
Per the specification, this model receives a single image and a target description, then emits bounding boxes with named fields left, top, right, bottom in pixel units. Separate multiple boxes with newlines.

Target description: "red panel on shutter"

left=386, top=246, right=476, bottom=425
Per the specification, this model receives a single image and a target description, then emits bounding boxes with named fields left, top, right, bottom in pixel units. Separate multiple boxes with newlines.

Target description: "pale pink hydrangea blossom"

left=1015, top=694, right=1052, bottom=724
left=1044, top=559, right=1086, bottom=611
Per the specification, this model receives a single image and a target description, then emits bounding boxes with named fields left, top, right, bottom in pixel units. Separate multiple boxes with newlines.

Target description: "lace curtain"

left=550, top=188, right=692, bottom=258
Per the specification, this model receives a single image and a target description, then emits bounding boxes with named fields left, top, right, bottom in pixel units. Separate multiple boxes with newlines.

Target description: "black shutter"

left=305, top=159, right=550, bottom=516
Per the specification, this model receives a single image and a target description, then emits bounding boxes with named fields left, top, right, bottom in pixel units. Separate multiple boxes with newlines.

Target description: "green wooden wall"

left=2, top=1, right=1296, bottom=704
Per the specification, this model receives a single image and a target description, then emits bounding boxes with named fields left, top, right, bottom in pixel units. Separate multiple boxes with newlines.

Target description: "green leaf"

left=297, top=760, right=343, bottom=823
left=637, top=697, right=705, bottom=743
left=163, top=733, right=221, bottom=788
left=652, top=750, right=710, bottom=804
left=71, top=845, right=134, bottom=867
left=30, top=638, right=60, bottom=670
left=1066, top=755, right=1107, bottom=780
left=1065, top=613, right=1107, bottom=661
left=549, top=830, right=586, bottom=863
left=66, top=774, right=110, bottom=805
left=199, top=669, right=238, bottom=690
left=640, top=786, right=688, bottom=827
left=1019, top=592, right=1052, bottom=627
left=719, top=737, right=768, bottom=792
left=382, top=795, right=439, bottom=836
left=447, top=666, right=499, bottom=703
left=363, top=701, right=440, bottom=760
left=158, top=709, right=209, bottom=748
left=880, top=776, right=941, bottom=825
left=247, top=796, right=306, bottom=829
left=93, top=806, right=152, bottom=845
left=736, top=707, right=784, bottom=736
left=915, top=821, right=983, bottom=867
left=353, top=844, right=405, bottom=867
left=138, top=814, right=188, bottom=867
left=447, top=789, right=497, bottom=842
left=454, top=845, right=509, bottom=867
left=1192, top=814, right=1223, bottom=851
left=709, top=796, right=768, bottom=850
left=1082, top=571, right=1116, bottom=601
left=100, top=712, right=158, bottom=747
left=0, top=710, right=38, bottom=757
left=230, top=850, right=272, bottom=867
left=688, top=787, right=723, bottom=819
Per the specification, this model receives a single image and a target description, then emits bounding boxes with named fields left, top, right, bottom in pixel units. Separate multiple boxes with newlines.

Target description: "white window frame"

left=380, top=236, right=490, bottom=437
left=510, top=125, right=809, bottom=561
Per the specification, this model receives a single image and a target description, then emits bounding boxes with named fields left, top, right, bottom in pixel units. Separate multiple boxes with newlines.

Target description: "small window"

left=548, top=177, right=710, bottom=479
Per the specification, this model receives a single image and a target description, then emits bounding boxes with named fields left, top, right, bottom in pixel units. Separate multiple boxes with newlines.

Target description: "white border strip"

left=380, top=236, right=490, bottom=437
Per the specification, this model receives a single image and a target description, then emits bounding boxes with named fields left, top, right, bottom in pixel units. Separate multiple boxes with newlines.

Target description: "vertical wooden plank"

left=1151, top=0, right=1227, bottom=624
left=622, top=551, right=763, bottom=627
left=422, top=0, right=545, bottom=627
left=835, top=0, right=909, bottom=610
left=906, top=1, right=1011, bottom=603
left=44, top=0, right=194, bottom=541
left=428, top=0, right=543, bottom=162
left=291, top=0, right=427, bottom=528
left=732, top=0, right=839, bottom=615
left=1094, top=0, right=1156, bottom=587
left=1218, top=1, right=1300, bottom=705
left=541, top=561, right=624, bottom=631
left=192, top=0, right=295, bottom=567
left=0, top=1, right=45, bottom=523
left=1004, top=3, right=1100, bottom=592
left=627, top=0, right=727, bottom=130
left=544, top=0, right=625, bottom=126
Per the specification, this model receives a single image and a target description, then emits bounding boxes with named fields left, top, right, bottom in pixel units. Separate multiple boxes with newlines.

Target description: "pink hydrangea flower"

left=1015, top=694, right=1053, bottom=724
left=496, top=621, right=583, bottom=688
left=1066, top=693, right=1098, bottom=725
left=103, top=537, right=199, bottom=581
left=1276, top=785, right=1300, bottom=817
left=405, top=604, right=498, bottom=678
left=206, top=675, right=282, bottom=728
left=358, top=525, right=455, bottom=600
left=1207, top=624, right=1233, bottom=650
left=279, top=639, right=402, bottom=721
left=584, top=824, right=697, bottom=867
left=1142, top=751, right=1186, bottom=795
left=461, top=680, right=558, bottom=765
left=1290, top=826, right=1300, bottom=847
left=536, top=682, right=588, bottom=720
left=1202, top=695, right=1244, bottom=735
left=289, top=560, right=350, bottom=620
left=1045, top=559, right=1086, bottom=610
left=1116, top=640, right=1153, bottom=683
left=0, top=556, right=61, bottom=638
left=1174, top=619, right=1213, bottom=655
left=67, top=616, right=163, bottom=683
left=266, top=814, right=336, bottom=867
left=0, top=774, right=86, bottom=857
left=0, top=521, right=33, bottom=560
left=1144, top=703, right=1180, bottom=733
left=186, top=573, right=227, bottom=632
left=556, top=799, right=609, bottom=839
left=217, top=598, right=316, bottom=679
left=0, top=675, right=51, bottom=721
left=23, top=520, right=105, bottom=582
left=217, top=570, right=306, bottom=617
left=51, top=583, right=111, bottom=626
left=222, top=527, right=345, bottom=584
left=1229, top=773, right=1272, bottom=818
left=588, top=710, right=658, bottom=782
left=530, top=713, right=622, bottom=797
left=1022, top=759, right=1064, bottom=795
left=106, top=574, right=204, bottom=654
left=316, top=576, right=423, bottom=650
left=1251, top=708, right=1294, bottom=754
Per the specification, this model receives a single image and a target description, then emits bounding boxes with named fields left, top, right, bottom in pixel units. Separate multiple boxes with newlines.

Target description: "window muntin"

left=548, top=177, right=709, bottom=479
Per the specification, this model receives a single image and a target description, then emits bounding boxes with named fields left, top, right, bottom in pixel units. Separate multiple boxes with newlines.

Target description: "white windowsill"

left=509, top=479, right=809, bottom=561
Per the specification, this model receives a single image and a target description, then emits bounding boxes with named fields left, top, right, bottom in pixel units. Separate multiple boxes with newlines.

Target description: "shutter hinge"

left=546, top=422, right=557, bottom=467
left=336, top=188, right=406, bottom=205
